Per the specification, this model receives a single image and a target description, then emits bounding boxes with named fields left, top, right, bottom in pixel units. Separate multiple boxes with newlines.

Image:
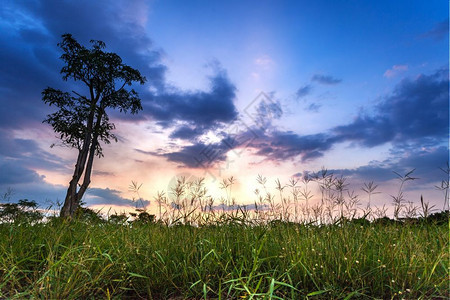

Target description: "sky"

left=0, top=0, right=448, bottom=215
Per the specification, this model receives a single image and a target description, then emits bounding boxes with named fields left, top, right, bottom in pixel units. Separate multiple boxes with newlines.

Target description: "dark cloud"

left=0, top=179, right=67, bottom=208
left=134, top=148, right=157, bottom=156
left=0, top=130, right=71, bottom=207
left=155, top=68, right=449, bottom=169
left=154, top=68, right=448, bottom=172
left=328, top=164, right=397, bottom=183
left=245, top=96, right=283, bottom=131
left=92, top=170, right=115, bottom=177
left=0, top=130, right=69, bottom=173
left=1, top=0, right=448, bottom=205
left=0, top=0, right=167, bottom=132
left=254, top=98, right=283, bottom=120
left=138, top=124, right=258, bottom=168
left=169, top=125, right=205, bottom=140
left=143, top=70, right=238, bottom=140
left=333, top=67, right=449, bottom=147
left=333, top=115, right=393, bottom=147
left=143, top=122, right=328, bottom=169
left=296, top=85, right=312, bottom=98
left=291, top=172, right=303, bottom=178
left=0, top=31, right=59, bottom=129
left=419, top=19, right=449, bottom=41
left=305, top=103, right=321, bottom=112
left=328, top=146, right=449, bottom=185
left=311, top=74, right=342, bottom=85
left=163, top=141, right=230, bottom=168
left=394, top=146, right=449, bottom=184
left=0, top=0, right=240, bottom=193
left=85, top=187, right=150, bottom=207
left=244, top=130, right=333, bottom=163
left=0, top=159, right=45, bottom=185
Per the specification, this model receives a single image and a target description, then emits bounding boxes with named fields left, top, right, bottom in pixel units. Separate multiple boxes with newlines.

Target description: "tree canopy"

left=42, top=34, right=146, bottom=217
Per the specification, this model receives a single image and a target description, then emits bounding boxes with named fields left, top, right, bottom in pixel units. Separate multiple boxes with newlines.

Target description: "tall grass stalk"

left=0, top=219, right=447, bottom=299
left=1, top=167, right=449, bottom=298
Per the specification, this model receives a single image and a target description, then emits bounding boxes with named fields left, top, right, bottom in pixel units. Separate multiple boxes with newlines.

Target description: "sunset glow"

left=0, top=0, right=448, bottom=216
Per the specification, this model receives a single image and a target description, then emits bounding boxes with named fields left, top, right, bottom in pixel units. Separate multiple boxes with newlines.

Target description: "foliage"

left=0, top=199, right=43, bottom=224
left=108, top=212, right=129, bottom=225
left=42, top=34, right=146, bottom=217
left=74, top=206, right=105, bottom=224
left=0, top=220, right=447, bottom=299
left=42, top=34, right=145, bottom=156
left=1, top=165, right=448, bottom=298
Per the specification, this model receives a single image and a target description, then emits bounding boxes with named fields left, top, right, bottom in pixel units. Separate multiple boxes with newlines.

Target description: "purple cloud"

left=311, top=74, right=342, bottom=85
left=296, top=85, right=313, bottom=98
left=419, top=19, right=449, bottom=41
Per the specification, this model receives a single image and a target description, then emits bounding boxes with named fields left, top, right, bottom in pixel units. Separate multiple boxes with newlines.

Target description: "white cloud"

left=383, top=64, right=408, bottom=78
left=254, top=55, right=275, bottom=68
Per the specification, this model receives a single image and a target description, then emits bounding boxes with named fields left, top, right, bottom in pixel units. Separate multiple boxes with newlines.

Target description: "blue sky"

left=0, top=0, right=448, bottom=213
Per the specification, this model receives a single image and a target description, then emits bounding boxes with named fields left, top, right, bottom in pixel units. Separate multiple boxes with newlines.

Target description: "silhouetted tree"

left=42, top=34, right=146, bottom=218
left=0, top=199, right=43, bottom=223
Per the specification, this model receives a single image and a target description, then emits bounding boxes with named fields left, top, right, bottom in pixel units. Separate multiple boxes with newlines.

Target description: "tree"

left=0, top=199, right=43, bottom=223
left=42, top=34, right=146, bottom=218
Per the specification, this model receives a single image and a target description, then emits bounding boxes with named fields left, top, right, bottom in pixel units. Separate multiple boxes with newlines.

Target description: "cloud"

left=0, top=130, right=69, bottom=172
left=296, top=84, right=312, bottom=99
left=242, top=91, right=283, bottom=132
left=333, top=67, right=449, bottom=147
left=328, top=146, right=448, bottom=184
left=1, top=0, right=447, bottom=207
left=383, top=64, right=408, bottom=78
left=243, top=130, right=333, bottom=163
left=305, top=103, right=321, bottom=112
left=169, top=125, right=206, bottom=140
left=419, top=19, right=449, bottom=41
left=0, top=0, right=167, bottom=131
left=392, top=146, right=449, bottom=183
left=138, top=123, right=259, bottom=169
left=0, top=174, right=67, bottom=208
left=0, top=32, right=58, bottom=129
left=152, top=68, right=448, bottom=169
left=143, top=70, right=238, bottom=140
left=85, top=187, right=150, bottom=207
left=254, top=55, right=275, bottom=68
left=251, top=97, right=283, bottom=130
left=0, top=0, right=166, bottom=209
left=328, top=164, right=393, bottom=183
left=92, top=170, right=115, bottom=177
left=296, top=84, right=320, bottom=112
left=163, top=141, right=231, bottom=168
left=254, top=68, right=447, bottom=164
left=0, top=0, right=240, bottom=191
left=0, top=129, right=72, bottom=207
left=0, top=1, right=172, bottom=201
left=0, top=159, right=45, bottom=185
left=311, top=74, right=342, bottom=85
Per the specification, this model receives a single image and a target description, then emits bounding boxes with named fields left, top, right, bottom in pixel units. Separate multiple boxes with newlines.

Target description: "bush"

left=0, top=199, right=43, bottom=223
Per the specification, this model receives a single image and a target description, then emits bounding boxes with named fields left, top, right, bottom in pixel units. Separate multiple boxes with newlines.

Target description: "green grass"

left=0, top=219, right=448, bottom=299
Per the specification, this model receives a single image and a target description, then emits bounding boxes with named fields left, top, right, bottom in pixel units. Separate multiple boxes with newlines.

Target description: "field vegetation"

left=0, top=168, right=448, bottom=299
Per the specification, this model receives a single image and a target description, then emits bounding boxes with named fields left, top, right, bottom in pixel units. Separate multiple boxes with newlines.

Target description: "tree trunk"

left=60, top=147, right=89, bottom=217
left=76, top=138, right=98, bottom=204
left=59, top=91, right=100, bottom=218
left=59, top=105, right=103, bottom=218
left=60, top=179, right=77, bottom=217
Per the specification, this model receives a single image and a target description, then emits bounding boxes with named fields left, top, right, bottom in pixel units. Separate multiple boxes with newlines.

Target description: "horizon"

left=0, top=0, right=448, bottom=216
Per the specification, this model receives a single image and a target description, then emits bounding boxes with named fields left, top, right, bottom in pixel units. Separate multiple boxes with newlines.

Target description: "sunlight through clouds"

left=0, top=0, right=447, bottom=215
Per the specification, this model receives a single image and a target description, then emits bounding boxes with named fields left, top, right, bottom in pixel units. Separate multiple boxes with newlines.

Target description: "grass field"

left=0, top=217, right=448, bottom=299
left=1, top=169, right=449, bottom=299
